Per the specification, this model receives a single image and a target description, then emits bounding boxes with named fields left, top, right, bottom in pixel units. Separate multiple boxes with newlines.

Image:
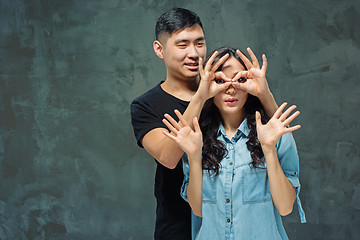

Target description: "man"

left=131, top=8, right=278, bottom=239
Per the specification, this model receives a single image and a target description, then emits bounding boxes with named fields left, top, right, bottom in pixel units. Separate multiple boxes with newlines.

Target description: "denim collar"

left=218, top=118, right=250, bottom=141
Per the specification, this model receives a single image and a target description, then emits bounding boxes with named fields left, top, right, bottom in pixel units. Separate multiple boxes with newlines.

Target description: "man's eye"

left=237, top=77, right=247, bottom=83
left=214, top=79, right=225, bottom=84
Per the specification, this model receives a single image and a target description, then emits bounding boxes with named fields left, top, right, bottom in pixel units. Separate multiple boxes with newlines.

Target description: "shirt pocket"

left=242, top=168, right=271, bottom=204
left=202, top=170, right=217, bottom=204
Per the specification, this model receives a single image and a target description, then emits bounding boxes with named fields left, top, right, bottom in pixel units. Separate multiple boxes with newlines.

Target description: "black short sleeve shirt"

left=131, top=81, right=191, bottom=240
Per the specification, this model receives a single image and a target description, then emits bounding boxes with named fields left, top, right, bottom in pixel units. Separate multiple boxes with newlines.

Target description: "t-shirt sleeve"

left=276, top=132, right=306, bottom=223
left=130, top=98, right=166, bottom=148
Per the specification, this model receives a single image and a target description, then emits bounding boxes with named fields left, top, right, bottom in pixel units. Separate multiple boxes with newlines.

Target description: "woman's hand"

left=195, top=51, right=232, bottom=101
left=232, top=47, right=270, bottom=98
left=162, top=110, right=203, bottom=157
left=256, top=102, right=301, bottom=150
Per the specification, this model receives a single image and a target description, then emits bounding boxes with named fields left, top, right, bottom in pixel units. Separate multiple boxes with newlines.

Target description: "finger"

left=162, top=118, right=178, bottom=135
left=279, top=105, right=297, bottom=121
left=255, top=111, right=262, bottom=127
left=236, top=49, right=252, bottom=70
left=174, top=109, right=189, bottom=127
left=231, top=71, right=247, bottom=82
left=283, top=111, right=300, bottom=126
left=232, top=81, right=250, bottom=92
left=214, top=71, right=232, bottom=82
left=284, top=125, right=301, bottom=133
left=193, top=117, right=201, bottom=133
left=274, top=102, right=288, bottom=119
left=199, top=57, right=204, bottom=77
left=164, top=112, right=182, bottom=130
left=211, top=53, right=229, bottom=72
left=247, top=47, right=259, bottom=69
left=204, top=51, right=218, bottom=72
left=216, top=81, right=232, bottom=92
left=162, top=130, right=177, bottom=141
left=261, top=54, right=268, bottom=72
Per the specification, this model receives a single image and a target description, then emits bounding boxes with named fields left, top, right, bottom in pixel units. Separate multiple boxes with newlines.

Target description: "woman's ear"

left=153, top=40, right=164, bottom=59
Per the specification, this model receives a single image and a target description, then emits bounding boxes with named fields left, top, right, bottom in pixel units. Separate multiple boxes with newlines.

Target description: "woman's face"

left=213, top=56, right=248, bottom=118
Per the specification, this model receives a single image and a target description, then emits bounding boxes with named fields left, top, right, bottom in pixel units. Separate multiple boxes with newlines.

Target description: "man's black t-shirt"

left=130, top=81, right=191, bottom=240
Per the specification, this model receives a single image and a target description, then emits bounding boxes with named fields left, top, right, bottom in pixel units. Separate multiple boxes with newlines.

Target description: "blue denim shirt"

left=181, top=119, right=306, bottom=240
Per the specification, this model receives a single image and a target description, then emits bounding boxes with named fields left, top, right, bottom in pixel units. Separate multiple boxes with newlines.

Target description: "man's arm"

left=142, top=52, right=231, bottom=169
left=141, top=94, right=206, bottom=169
left=234, top=48, right=278, bottom=117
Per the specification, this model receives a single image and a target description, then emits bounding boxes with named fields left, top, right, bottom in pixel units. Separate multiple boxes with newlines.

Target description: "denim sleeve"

left=276, top=133, right=306, bottom=223
left=180, top=154, right=190, bottom=202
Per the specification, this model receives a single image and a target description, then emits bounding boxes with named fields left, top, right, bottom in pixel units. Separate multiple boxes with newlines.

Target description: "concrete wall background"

left=0, top=0, right=359, bottom=239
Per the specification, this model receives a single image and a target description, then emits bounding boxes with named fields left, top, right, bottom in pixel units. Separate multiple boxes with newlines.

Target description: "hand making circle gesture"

left=195, top=51, right=233, bottom=101
left=232, top=47, right=270, bottom=98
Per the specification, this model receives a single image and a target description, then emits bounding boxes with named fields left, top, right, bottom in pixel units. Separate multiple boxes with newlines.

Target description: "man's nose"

left=188, top=45, right=199, bottom=59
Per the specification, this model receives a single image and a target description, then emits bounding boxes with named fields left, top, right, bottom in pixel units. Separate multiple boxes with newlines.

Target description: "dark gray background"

left=1, top=0, right=359, bottom=239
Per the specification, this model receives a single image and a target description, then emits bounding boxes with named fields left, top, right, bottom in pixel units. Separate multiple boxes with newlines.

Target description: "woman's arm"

left=256, top=102, right=301, bottom=215
left=162, top=111, right=204, bottom=217
left=186, top=149, right=203, bottom=217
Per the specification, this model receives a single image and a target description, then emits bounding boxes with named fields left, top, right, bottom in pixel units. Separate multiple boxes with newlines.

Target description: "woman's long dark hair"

left=199, top=47, right=270, bottom=176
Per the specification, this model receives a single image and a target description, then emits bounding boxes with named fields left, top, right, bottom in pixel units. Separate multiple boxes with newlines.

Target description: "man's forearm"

left=259, top=90, right=278, bottom=118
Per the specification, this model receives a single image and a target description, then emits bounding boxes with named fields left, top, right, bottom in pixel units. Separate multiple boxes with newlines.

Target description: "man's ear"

left=153, top=40, right=164, bottom=59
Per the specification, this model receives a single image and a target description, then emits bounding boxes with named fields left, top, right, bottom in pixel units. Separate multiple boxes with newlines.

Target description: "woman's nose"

left=225, top=84, right=236, bottom=94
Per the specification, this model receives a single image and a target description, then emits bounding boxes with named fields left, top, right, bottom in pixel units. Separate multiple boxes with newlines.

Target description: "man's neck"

left=161, top=76, right=199, bottom=102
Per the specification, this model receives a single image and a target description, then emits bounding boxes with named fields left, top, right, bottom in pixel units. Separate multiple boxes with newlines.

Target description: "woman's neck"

left=221, top=112, right=245, bottom=140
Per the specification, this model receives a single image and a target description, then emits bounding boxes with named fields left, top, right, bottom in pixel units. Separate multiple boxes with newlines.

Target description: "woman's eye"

left=214, top=79, right=225, bottom=84
left=237, top=77, right=247, bottom=83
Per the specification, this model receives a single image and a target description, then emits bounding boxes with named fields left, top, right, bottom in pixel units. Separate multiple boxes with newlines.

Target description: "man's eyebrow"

left=174, top=37, right=205, bottom=44
left=175, top=39, right=189, bottom=44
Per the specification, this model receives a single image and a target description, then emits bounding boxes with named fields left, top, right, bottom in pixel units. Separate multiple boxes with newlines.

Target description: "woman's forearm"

left=186, top=151, right=203, bottom=217
left=263, top=146, right=296, bottom=216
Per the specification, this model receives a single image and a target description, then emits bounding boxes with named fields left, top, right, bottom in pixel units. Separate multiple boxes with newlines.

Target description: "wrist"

left=192, top=91, right=208, bottom=104
left=187, top=148, right=203, bottom=163
left=258, top=86, right=273, bottom=103
left=261, top=145, right=276, bottom=155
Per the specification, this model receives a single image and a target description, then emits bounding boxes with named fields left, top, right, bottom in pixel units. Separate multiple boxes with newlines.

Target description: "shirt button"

left=227, top=218, right=230, bottom=223
left=226, top=198, right=230, bottom=203
left=237, top=132, right=240, bottom=135
left=230, top=162, right=233, bottom=166
left=229, top=145, right=234, bottom=150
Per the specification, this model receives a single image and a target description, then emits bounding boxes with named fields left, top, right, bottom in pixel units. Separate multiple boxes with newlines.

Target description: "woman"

left=162, top=47, right=306, bottom=239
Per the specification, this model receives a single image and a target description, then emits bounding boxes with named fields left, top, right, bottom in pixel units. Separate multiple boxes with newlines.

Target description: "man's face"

left=159, top=24, right=206, bottom=81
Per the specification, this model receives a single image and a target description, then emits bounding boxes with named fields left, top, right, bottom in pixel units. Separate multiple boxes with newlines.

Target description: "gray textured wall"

left=0, top=0, right=359, bottom=239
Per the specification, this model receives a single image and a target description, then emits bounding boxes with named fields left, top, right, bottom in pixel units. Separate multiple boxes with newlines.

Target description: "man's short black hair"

left=155, top=8, right=203, bottom=40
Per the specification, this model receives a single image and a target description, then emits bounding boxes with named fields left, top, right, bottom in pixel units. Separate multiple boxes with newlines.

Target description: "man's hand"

left=194, top=51, right=232, bottom=101
left=232, top=47, right=270, bottom=98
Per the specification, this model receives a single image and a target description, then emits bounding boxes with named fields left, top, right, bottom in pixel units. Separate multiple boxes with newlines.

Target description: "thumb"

left=255, top=111, right=262, bottom=127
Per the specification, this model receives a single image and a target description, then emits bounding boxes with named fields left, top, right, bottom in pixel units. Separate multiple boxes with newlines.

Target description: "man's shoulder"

left=132, top=82, right=163, bottom=105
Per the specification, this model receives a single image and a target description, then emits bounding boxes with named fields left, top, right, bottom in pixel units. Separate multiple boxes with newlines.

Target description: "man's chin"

left=184, top=71, right=199, bottom=80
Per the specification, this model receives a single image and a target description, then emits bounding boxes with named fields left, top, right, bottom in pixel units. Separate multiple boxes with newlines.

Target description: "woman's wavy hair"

left=199, top=47, right=270, bottom=176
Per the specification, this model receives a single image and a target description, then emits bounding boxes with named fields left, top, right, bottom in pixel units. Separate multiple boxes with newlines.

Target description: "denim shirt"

left=181, top=119, right=306, bottom=240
